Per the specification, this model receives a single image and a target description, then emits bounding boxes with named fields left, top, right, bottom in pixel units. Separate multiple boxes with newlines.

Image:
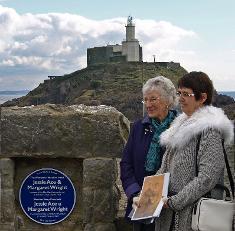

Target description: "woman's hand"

left=162, top=197, right=169, bottom=208
left=132, top=196, right=140, bottom=210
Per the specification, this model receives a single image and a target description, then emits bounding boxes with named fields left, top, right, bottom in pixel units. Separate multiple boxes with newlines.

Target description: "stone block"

left=0, top=223, right=15, bottom=231
left=83, top=158, right=117, bottom=188
left=1, top=189, right=15, bottom=222
left=0, top=158, right=14, bottom=188
left=83, top=188, right=118, bottom=223
left=1, top=104, right=129, bottom=158
left=84, top=223, right=116, bottom=231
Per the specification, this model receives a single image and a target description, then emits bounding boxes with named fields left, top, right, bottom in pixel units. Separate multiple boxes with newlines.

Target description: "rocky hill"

left=222, top=103, right=235, bottom=120
left=2, top=62, right=234, bottom=121
left=2, top=62, right=187, bottom=121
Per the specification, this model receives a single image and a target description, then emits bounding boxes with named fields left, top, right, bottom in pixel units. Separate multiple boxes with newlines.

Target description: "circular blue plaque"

left=19, top=168, right=76, bottom=225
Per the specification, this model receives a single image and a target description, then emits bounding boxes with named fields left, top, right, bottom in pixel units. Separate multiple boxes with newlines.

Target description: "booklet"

left=131, top=173, right=170, bottom=220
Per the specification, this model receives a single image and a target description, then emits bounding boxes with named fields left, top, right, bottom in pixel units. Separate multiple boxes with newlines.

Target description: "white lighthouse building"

left=122, top=16, right=142, bottom=62
left=87, top=16, right=142, bottom=66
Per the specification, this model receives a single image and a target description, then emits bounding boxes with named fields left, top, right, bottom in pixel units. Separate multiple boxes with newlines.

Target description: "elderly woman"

left=152, top=71, right=234, bottom=230
left=120, top=76, right=178, bottom=231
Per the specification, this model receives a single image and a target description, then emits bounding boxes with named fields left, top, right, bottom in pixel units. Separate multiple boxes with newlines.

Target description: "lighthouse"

left=126, top=16, right=135, bottom=41
left=87, top=16, right=142, bottom=66
left=122, top=16, right=142, bottom=62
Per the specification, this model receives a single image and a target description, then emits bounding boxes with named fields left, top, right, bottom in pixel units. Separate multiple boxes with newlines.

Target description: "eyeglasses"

left=142, top=97, right=160, bottom=104
left=176, top=91, right=195, bottom=97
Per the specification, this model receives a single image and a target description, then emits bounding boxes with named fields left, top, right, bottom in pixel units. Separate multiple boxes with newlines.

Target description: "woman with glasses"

left=120, top=76, right=178, bottom=231
left=140, top=71, right=233, bottom=231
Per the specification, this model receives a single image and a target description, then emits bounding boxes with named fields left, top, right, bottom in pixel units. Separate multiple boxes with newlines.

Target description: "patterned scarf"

left=145, top=110, right=176, bottom=172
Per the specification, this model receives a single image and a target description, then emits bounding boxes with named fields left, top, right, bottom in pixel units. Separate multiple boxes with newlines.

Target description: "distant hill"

left=2, top=62, right=234, bottom=121
left=2, top=62, right=187, bottom=120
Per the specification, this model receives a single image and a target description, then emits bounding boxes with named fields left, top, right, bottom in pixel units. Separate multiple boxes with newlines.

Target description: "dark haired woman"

left=156, top=71, right=234, bottom=230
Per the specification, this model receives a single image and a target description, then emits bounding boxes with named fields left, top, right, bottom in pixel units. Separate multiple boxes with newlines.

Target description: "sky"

left=0, top=0, right=234, bottom=91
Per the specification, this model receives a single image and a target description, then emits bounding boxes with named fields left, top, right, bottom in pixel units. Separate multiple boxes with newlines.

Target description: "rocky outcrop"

left=213, top=92, right=234, bottom=107
left=3, top=63, right=234, bottom=122
left=222, top=103, right=235, bottom=120
left=2, top=62, right=188, bottom=121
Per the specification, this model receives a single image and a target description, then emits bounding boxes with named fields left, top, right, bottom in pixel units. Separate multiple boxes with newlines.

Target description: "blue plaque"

left=19, top=168, right=76, bottom=225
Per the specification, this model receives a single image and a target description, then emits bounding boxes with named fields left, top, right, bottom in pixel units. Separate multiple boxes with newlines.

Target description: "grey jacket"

left=155, top=106, right=234, bottom=231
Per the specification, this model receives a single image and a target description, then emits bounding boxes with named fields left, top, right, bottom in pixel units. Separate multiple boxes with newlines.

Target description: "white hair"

left=142, top=76, right=178, bottom=108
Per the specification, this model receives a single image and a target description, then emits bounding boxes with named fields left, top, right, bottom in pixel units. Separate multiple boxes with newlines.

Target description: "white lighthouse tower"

left=122, top=16, right=142, bottom=62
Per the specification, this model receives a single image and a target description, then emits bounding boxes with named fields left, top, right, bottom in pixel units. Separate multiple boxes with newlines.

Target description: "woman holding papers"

left=120, top=76, right=178, bottom=231
left=153, top=71, right=233, bottom=230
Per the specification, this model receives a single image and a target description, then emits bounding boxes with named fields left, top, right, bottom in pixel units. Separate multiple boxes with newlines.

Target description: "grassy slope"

left=5, top=62, right=187, bottom=121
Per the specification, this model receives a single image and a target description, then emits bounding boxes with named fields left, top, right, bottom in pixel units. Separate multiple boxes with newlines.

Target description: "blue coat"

left=120, top=111, right=177, bottom=218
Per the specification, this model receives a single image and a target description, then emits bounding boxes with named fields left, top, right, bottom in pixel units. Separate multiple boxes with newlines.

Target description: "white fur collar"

left=160, top=106, right=234, bottom=149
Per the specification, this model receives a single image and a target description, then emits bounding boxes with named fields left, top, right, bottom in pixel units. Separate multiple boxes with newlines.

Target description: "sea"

left=218, top=91, right=235, bottom=100
left=0, top=90, right=29, bottom=104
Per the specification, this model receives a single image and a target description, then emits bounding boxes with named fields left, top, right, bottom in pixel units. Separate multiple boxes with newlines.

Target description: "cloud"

left=0, top=5, right=201, bottom=91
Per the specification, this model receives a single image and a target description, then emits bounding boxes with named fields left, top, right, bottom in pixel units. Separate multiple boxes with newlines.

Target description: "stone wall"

left=0, top=104, right=130, bottom=231
left=87, top=47, right=114, bottom=66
